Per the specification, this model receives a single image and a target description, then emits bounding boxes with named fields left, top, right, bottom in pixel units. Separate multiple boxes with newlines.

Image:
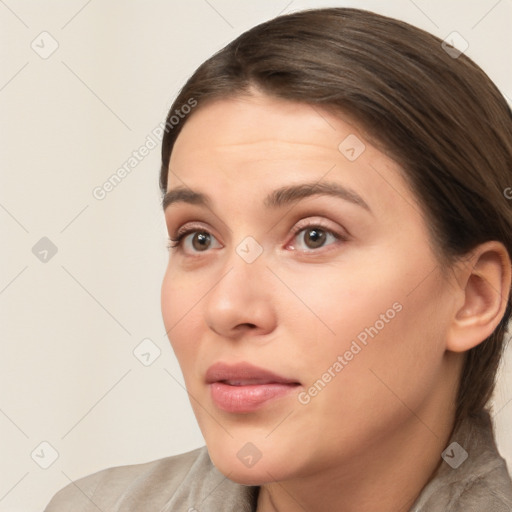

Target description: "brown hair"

left=159, top=8, right=512, bottom=429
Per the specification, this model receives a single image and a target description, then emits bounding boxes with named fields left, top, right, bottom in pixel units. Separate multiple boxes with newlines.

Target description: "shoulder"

left=412, top=412, right=512, bottom=511
left=44, top=446, right=212, bottom=511
left=419, top=455, right=512, bottom=512
left=454, top=460, right=512, bottom=511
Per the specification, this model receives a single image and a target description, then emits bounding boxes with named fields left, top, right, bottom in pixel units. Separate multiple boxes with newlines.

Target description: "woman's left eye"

left=290, top=225, right=342, bottom=251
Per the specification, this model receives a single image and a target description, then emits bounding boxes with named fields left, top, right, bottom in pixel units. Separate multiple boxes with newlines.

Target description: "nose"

left=203, top=248, right=278, bottom=341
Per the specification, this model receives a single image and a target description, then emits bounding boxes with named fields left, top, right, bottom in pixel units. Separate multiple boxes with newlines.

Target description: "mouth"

left=205, top=362, right=301, bottom=413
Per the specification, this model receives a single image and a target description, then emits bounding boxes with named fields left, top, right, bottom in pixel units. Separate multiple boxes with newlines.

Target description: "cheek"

left=290, top=256, right=450, bottom=437
left=161, top=266, right=204, bottom=365
left=276, top=258, right=406, bottom=357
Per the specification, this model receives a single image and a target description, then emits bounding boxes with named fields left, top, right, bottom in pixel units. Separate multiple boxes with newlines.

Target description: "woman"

left=45, top=7, right=512, bottom=511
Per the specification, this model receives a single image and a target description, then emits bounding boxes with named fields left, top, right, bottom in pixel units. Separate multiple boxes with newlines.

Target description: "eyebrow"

left=162, top=181, right=371, bottom=212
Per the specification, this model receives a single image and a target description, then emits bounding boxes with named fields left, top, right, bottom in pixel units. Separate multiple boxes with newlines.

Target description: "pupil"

left=306, top=229, right=325, bottom=248
left=193, top=232, right=210, bottom=250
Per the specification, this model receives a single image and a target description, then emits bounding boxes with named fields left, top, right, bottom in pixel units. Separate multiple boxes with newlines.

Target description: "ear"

left=446, top=241, right=511, bottom=353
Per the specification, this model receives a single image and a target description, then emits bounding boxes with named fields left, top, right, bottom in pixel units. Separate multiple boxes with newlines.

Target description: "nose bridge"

left=203, top=235, right=276, bottom=337
left=215, top=235, right=268, bottom=298
left=233, top=234, right=265, bottom=267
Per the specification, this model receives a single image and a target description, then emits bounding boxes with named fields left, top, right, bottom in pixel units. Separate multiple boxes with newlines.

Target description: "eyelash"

left=167, top=220, right=346, bottom=254
left=167, top=224, right=207, bottom=251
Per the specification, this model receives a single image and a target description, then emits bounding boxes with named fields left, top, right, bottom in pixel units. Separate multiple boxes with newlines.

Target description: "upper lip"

left=205, top=362, right=300, bottom=385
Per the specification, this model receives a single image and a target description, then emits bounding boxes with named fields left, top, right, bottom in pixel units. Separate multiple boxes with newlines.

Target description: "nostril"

left=239, top=323, right=257, bottom=329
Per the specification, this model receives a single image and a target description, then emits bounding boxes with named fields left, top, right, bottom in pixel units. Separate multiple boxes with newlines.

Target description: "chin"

left=211, top=457, right=275, bottom=486
left=207, top=443, right=294, bottom=486
left=223, top=469, right=269, bottom=486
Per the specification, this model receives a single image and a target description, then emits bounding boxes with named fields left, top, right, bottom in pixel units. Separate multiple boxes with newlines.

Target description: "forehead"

left=167, top=94, right=421, bottom=219
left=171, top=94, right=350, bottom=161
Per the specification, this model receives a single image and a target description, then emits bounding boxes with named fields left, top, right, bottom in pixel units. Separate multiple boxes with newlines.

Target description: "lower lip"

left=209, top=382, right=299, bottom=413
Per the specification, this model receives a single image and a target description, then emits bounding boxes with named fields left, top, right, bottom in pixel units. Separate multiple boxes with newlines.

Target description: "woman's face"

left=161, top=93, right=460, bottom=484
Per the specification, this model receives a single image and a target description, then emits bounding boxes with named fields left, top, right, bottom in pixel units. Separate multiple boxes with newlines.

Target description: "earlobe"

left=446, top=241, right=511, bottom=353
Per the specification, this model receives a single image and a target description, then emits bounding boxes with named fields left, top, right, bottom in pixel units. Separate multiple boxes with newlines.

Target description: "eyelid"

left=172, top=221, right=218, bottom=238
left=167, top=221, right=222, bottom=252
left=174, top=222, right=214, bottom=240
left=288, top=217, right=348, bottom=240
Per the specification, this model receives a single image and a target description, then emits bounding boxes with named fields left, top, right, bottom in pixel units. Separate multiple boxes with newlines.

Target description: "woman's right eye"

left=168, top=229, right=222, bottom=254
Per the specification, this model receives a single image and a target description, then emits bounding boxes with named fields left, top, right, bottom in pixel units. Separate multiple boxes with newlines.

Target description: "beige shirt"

left=45, top=411, right=512, bottom=511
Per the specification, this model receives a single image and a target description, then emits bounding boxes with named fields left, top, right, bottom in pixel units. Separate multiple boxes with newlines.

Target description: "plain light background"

left=1, top=1, right=511, bottom=510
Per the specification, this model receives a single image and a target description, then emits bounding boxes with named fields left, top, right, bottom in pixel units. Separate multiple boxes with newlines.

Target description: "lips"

left=206, top=362, right=299, bottom=385
left=206, top=362, right=300, bottom=413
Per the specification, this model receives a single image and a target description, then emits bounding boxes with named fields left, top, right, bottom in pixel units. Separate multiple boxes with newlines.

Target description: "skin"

left=161, top=92, right=510, bottom=512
